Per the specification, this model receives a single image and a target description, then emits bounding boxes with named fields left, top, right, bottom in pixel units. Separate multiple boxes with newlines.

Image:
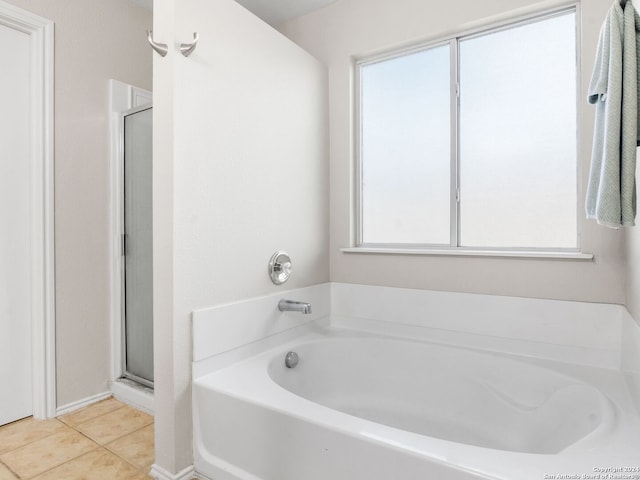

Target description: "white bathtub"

left=193, top=326, right=640, bottom=480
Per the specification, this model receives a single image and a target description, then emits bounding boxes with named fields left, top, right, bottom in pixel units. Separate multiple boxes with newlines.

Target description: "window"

left=357, top=9, right=578, bottom=251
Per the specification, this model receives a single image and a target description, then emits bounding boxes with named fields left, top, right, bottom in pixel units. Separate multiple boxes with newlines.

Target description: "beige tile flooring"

left=0, top=397, right=154, bottom=479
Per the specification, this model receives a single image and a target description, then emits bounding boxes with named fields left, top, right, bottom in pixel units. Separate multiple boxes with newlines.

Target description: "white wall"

left=152, top=0, right=329, bottom=473
left=3, top=0, right=152, bottom=407
left=280, top=0, right=625, bottom=304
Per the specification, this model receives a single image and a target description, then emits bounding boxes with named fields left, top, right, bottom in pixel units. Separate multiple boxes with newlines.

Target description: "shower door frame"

left=109, top=80, right=154, bottom=409
left=119, top=103, right=154, bottom=389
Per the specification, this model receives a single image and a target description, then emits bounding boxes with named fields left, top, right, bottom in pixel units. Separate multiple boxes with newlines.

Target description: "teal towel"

left=586, top=0, right=639, bottom=227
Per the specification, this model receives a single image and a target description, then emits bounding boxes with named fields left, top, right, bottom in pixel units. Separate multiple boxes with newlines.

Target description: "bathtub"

left=193, top=326, right=640, bottom=480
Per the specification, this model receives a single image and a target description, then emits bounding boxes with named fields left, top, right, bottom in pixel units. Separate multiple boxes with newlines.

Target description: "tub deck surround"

left=192, top=282, right=625, bottom=368
left=191, top=284, right=640, bottom=480
left=330, top=283, right=624, bottom=368
left=191, top=283, right=331, bottom=364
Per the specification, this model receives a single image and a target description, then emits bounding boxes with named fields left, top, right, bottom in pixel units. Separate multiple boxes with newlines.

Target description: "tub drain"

left=285, top=351, right=299, bottom=368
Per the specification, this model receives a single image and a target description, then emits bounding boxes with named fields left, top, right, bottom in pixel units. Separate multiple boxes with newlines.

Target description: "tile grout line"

left=0, top=400, right=126, bottom=457
left=102, top=421, right=154, bottom=446
left=106, top=420, right=154, bottom=441
left=32, top=402, right=128, bottom=476
left=24, top=444, right=102, bottom=480
left=0, top=418, right=67, bottom=458
left=74, top=417, right=154, bottom=448
left=102, top=422, right=155, bottom=474
left=110, top=449, right=151, bottom=475
left=28, top=443, right=150, bottom=479
left=0, top=458, right=20, bottom=479
left=60, top=403, right=128, bottom=429
left=68, top=415, right=152, bottom=467
left=68, top=410, right=154, bottom=476
left=29, top=445, right=147, bottom=480
left=68, top=428, right=103, bottom=453
left=77, top=403, right=154, bottom=475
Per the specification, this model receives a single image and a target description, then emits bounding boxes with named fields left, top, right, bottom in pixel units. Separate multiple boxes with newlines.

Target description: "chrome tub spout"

left=278, top=299, right=312, bottom=314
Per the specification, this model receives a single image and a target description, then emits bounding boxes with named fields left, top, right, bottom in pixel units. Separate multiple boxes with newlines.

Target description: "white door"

left=0, top=22, right=34, bottom=425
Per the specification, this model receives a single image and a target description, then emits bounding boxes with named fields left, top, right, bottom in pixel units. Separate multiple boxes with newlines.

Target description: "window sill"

left=340, top=247, right=594, bottom=260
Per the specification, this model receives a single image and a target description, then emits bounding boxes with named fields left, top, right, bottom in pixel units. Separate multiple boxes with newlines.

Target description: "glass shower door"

left=123, top=105, right=153, bottom=387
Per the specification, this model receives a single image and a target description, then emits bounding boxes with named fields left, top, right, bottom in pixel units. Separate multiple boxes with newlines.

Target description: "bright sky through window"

left=359, top=9, right=577, bottom=250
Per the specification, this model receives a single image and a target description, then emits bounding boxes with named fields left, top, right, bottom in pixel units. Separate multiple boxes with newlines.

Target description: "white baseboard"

left=55, top=391, right=112, bottom=417
left=111, top=379, right=154, bottom=414
left=150, top=464, right=196, bottom=480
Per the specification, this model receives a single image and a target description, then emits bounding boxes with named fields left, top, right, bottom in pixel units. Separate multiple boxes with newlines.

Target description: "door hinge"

left=456, top=188, right=460, bottom=203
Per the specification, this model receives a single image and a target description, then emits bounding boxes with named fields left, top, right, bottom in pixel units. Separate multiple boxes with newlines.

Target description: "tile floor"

left=0, top=397, right=154, bottom=480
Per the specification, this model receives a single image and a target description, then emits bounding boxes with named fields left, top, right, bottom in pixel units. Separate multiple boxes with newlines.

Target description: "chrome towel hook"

left=147, top=30, right=168, bottom=57
left=180, top=32, right=199, bottom=57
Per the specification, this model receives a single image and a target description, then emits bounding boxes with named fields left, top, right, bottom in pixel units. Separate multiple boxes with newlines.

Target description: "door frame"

left=0, top=1, right=56, bottom=419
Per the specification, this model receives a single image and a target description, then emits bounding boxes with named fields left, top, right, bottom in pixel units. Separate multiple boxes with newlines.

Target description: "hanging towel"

left=586, top=0, right=639, bottom=227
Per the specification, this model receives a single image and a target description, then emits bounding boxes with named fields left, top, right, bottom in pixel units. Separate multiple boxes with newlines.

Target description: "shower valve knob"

left=269, top=251, right=292, bottom=285
left=276, top=262, right=291, bottom=274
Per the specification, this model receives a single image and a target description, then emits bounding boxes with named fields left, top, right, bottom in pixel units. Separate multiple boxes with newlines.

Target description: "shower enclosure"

left=121, top=105, right=154, bottom=387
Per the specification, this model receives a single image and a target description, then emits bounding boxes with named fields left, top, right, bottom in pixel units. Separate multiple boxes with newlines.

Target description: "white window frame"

left=351, top=5, right=589, bottom=259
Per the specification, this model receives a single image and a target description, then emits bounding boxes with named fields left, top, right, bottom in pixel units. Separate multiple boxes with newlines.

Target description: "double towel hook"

left=147, top=30, right=199, bottom=58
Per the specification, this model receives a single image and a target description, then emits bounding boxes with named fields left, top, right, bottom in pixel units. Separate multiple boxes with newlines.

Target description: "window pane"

left=459, top=13, right=577, bottom=249
left=361, top=45, right=451, bottom=244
